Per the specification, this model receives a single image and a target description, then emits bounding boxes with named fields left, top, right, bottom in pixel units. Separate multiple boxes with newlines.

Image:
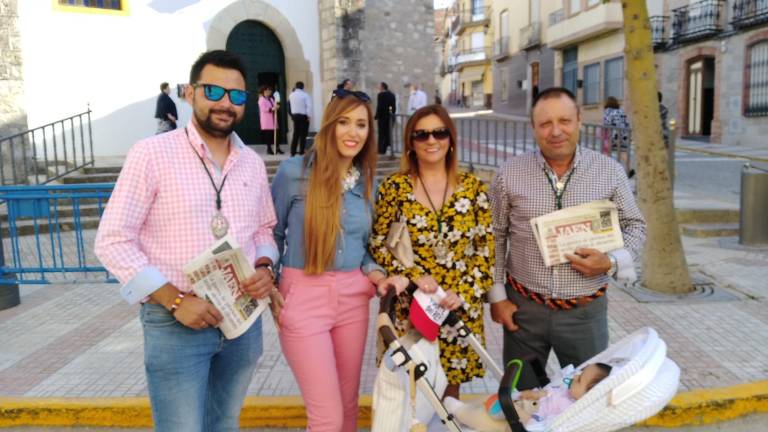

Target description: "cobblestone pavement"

left=1, top=227, right=767, bottom=398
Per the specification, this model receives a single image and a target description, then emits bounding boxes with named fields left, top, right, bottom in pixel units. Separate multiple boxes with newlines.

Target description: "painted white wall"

left=18, top=0, right=321, bottom=157
left=646, top=0, right=664, bottom=17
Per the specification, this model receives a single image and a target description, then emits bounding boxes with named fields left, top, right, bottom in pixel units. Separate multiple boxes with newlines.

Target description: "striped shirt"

left=488, top=147, right=645, bottom=301
left=94, top=122, right=278, bottom=304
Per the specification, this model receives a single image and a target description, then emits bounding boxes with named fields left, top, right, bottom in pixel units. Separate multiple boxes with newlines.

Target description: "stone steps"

left=1, top=215, right=101, bottom=238
left=681, top=223, right=740, bottom=238
left=676, top=208, right=740, bottom=224
left=1, top=156, right=402, bottom=236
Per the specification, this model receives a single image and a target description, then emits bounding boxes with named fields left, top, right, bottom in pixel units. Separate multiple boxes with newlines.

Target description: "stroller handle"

left=499, top=359, right=528, bottom=432
left=377, top=281, right=418, bottom=317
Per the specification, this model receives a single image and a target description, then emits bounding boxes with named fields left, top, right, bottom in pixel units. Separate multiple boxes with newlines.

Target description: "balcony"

left=547, top=1, right=623, bottom=49
left=671, top=0, right=725, bottom=45
left=649, top=15, right=669, bottom=49
left=732, top=0, right=768, bottom=29
left=455, top=6, right=491, bottom=35
left=548, top=9, right=565, bottom=27
left=454, top=46, right=490, bottom=70
left=439, top=60, right=455, bottom=76
left=493, top=37, right=510, bottom=60
left=519, top=22, right=542, bottom=50
left=450, top=14, right=460, bottom=34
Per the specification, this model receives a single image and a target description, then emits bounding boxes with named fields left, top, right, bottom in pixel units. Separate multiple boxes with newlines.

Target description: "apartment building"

left=652, top=0, right=768, bottom=145
left=491, top=0, right=560, bottom=115
left=438, top=0, right=494, bottom=108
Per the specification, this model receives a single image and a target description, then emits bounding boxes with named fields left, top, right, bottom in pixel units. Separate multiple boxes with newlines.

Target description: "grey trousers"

left=502, top=284, right=609, bottom=369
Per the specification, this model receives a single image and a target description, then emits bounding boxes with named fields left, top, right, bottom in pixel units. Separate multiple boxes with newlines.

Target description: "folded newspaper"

left=183, top=235, right=269, bottom=339
left=530, top=200, right=624, bottom=267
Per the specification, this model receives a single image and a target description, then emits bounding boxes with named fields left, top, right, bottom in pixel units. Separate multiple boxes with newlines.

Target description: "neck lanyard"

left=418, top=175, right=449, bottom=234
left=185, top=128, right=229, bottom=212
left=544, top=168, right=574, bottom=210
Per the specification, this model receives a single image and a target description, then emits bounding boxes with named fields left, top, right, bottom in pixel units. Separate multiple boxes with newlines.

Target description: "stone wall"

left=0, top=0, right=26, bottom=139
left=0, top=0, right=27, bottom=184
left=318, top=0, right=437, bottom=113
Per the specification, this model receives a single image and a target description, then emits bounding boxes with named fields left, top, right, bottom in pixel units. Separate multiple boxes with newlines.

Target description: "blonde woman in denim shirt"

left=270, top=90, right=407, bottom=432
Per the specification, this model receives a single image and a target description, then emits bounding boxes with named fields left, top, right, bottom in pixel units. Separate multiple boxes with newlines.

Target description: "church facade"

left=1, top=0, right=436, bottom=156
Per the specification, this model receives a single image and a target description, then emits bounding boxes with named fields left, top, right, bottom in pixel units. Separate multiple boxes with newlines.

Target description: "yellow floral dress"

left=370, top=171, right=494, bottom=384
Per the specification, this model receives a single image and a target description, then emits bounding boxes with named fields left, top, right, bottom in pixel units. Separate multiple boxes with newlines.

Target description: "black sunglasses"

left=411, top=128, right=451, bottom=142
left=332, top=88, right=371, bottom=102
left=193, top=83, right=249, bottom=106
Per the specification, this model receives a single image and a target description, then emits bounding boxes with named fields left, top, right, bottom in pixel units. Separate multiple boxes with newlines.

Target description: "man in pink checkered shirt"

left=95, top=50, right=278, bottom=431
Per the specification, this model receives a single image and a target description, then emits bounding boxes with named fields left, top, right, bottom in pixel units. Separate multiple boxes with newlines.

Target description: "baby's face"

left=568, top=364, right=603, bottom=400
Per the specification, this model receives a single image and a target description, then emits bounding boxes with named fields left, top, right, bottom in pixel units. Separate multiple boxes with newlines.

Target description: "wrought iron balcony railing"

left=671, top=0, right=725, bottom=45
left=454, top=46, right=491, bottom=67
left=519, top=22, right=541, bottom=50
left=649, top=15, right=669, bottom=48
left=455, top=6, right=491, bottom=34
left=732, top=0, right=768, bottom=29
left=548, top=9, right=565, bottom=26
left=493, top=37, right=510, bottom=60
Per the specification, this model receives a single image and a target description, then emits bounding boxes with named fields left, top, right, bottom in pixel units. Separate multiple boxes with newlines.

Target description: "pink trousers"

left=278, top=267, right=375, bottom=432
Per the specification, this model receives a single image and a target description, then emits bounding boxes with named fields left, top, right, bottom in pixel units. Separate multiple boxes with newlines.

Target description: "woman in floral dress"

left=370, top=104, right=494, bottom=399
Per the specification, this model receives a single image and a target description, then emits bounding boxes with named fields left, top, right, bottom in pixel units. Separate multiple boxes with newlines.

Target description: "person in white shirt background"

left=407, top=83, right=428, bottom=115
left=288, top=81, right=313, bottom=156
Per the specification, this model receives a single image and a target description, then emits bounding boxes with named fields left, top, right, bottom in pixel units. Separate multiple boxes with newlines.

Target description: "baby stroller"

left=373, top=283, right=680, bottom=432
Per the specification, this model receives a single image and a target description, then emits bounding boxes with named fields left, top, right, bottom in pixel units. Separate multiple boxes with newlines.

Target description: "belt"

left=507, top=276, right=606, bottom=311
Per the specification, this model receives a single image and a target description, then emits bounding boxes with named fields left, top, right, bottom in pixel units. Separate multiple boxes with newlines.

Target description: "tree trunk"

left=621, top=1, right=693, bottom=293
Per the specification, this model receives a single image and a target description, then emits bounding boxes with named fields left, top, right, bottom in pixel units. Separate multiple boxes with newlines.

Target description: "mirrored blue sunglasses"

left=194, top=83, right=248, bottom=106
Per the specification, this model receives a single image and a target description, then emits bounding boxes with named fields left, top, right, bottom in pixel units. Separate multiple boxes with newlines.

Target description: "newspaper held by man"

left=530, top=200, right=624, bottom=267
left=183, top=235, right=269, bottom=339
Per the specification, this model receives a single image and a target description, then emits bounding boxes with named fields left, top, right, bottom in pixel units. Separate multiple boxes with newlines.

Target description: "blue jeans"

left=140, top=303, right=263, bottom=432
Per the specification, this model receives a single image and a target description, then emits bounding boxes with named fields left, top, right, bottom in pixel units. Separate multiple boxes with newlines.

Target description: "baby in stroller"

left=444, top=362, right=612, bottom=431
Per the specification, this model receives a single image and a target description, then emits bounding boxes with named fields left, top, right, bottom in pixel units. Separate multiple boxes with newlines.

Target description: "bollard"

left=739, top=163, right=768, bottom=246
left=667, top=118, right=676, bottom=188
left=0, top=228, right=20, bottom=310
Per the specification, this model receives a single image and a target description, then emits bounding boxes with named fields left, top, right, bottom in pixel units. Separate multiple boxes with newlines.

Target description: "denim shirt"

left=271, top=155, right=384, bottom=275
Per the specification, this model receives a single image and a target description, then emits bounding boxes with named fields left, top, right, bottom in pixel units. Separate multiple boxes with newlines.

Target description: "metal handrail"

left=0, top=109, right=95, bottom=186
left=391, top=114, right=634, bottom=172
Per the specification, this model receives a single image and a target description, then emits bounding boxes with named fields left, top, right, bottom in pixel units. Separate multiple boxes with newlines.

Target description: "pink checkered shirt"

left=95, top=122, right=278, bottom=304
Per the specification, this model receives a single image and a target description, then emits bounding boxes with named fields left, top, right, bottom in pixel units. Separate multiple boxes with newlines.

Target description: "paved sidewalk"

left=675, top=138, right=768, bottom=163
left=2, top=145, right=767, bottom=428
left=1, top=230, right=766, bottom=399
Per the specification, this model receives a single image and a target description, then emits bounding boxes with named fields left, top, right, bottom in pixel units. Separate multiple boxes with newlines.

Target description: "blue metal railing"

left=0, top=183, right=115, bottom=285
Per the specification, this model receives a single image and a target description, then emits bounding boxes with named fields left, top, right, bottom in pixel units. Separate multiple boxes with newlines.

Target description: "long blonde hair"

left=303, top=95, right=377, bottom=274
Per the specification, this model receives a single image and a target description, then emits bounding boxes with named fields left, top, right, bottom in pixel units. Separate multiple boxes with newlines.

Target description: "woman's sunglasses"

left=193, top=83, right=249, bottom=106
left=411, top=128, right=451, bottom=142
left=332, top=89, right=371, bottom=102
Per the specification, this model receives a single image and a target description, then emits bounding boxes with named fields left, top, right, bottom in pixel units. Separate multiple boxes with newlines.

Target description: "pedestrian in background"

left=375, top=81, right=396, bottom=154
left=96, top=50, right=279, bottom=431
left=271, top=89, right=406, bottom=432
left=370, top=104, right=494, bottom=400
left=259, top=85, right=282, bottom=154
left=489, top=87, right=646, bottom=370
left=602, top=96, right=630, bottom=154
left=407, top=83, right=428, bottom=114
left=154, top=82, right=177, bottom=134
left=288, top=81, right=312, bottom=156
left=658, top=91, right=670, bottom=149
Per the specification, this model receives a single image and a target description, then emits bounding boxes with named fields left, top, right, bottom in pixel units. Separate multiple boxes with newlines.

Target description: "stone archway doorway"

left=227, top=21, right=286, bottom=146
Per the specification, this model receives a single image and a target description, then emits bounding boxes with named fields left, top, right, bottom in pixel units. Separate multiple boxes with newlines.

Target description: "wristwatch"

left=607, top=253, right=618, bottom=277
left=255, top=263, right=275, bottom=280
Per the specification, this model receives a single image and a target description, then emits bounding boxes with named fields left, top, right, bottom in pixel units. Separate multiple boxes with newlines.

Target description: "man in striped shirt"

left=95, top=50, right=278, bottom=431
left=488, top=87, right=646, bottom=369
